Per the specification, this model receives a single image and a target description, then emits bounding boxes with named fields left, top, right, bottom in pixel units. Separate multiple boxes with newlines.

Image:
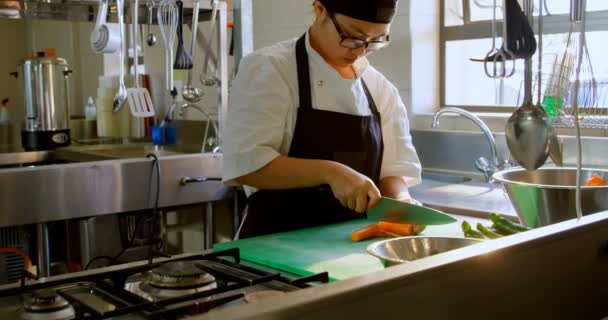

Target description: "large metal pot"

left=11, top=54, right=72, bottom=151
left=493, top=167, right=608, bottom=227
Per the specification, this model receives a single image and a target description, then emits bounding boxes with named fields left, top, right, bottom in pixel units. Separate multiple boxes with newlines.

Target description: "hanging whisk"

left=174, top=0, right=193, bottom=70
left=553, top=0, right=598, bottom=123
left=157, top=0, right=178, bottom=93
left=555, top=0, right=598, bottom=221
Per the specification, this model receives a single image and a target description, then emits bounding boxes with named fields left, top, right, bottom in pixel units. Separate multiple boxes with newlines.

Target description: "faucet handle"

left=496, top=158, right=515, bottom=171
left=475, top=157, right=493, bottom=182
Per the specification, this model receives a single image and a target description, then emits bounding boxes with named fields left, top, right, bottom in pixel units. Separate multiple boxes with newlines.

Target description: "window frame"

left=439, top=0, right=608, bottom=113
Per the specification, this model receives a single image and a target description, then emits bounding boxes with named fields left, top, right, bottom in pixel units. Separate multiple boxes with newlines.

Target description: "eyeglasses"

left=328, top=12, right=390, bottom=52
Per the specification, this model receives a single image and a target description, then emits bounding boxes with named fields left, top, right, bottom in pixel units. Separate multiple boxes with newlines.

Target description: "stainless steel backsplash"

left=411, top=130, right=608, bottom=173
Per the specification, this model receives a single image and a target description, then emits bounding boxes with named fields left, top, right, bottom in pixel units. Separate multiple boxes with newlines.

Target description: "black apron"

left=239, top=34, right=384, bottom=238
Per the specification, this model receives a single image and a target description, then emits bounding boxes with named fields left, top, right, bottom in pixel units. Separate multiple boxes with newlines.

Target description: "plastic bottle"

left=85, top=96, right=97, bottom=120
left=0, top=98, right=11, bottom=124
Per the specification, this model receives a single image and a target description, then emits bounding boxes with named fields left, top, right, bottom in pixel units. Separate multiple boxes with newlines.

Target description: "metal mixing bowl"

left=366, top=236, right=483, bottom=266
left=493, top=167, right=608, bottom=227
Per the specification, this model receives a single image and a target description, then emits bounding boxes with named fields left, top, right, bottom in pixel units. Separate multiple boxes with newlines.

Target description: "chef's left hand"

left=397, top=196, right=422, bottom=206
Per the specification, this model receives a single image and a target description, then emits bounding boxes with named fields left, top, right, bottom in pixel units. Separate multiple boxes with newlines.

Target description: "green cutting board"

left=213, top=219, right=385, bottom=282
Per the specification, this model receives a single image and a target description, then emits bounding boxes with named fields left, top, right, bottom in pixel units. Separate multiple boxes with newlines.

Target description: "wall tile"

left=253, top=0, right=312, bottom=32
left=368, top=15, right=411, bottom=92
left=250, top=0, right=440, bottom=116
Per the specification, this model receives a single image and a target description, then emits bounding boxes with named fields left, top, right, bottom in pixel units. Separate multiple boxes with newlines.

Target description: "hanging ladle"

left=505, top=0, right=553, bottom=171
left=182, top=0, right=204, bottom=103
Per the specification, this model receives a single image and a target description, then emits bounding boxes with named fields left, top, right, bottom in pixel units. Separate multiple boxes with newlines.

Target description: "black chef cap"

left=319, top=0, right=398, bottom=23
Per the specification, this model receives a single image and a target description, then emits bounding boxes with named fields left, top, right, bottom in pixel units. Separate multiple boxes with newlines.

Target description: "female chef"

left=223, top=0, right=421, bottom=238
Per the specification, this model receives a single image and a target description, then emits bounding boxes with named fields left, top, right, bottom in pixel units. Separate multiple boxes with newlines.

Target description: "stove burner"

left=149, top=260, right=216, bottom=289
left=125, top=260, right=218, bottom=301
left=20, top=289, right=75, bottom=320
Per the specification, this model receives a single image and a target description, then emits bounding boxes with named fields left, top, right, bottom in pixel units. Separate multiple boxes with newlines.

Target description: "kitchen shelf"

left=551, top=114, right=608, bottom=129
left=0, top=0, right=221, bottom=24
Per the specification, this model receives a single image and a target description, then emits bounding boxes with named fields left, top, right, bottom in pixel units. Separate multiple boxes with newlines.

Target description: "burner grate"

left=0, top=247, right=328, bottom=319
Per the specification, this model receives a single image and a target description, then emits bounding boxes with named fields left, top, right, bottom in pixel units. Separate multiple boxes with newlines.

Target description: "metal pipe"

left=204, top=202, right=214, bottom=249
left=233, top=0, right=254, bottom=71
left=233, top=189, right=240, bottom=237
left=570, top=0, right=584, bottom=22
left=78, top=218, right=95, bottom=272
left=523, top=0, right=534, bottom=105
left=36, top=223, right=51, bottom=277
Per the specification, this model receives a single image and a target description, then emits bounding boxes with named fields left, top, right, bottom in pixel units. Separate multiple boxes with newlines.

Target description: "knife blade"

left=366, top=197, right=457, bottom=225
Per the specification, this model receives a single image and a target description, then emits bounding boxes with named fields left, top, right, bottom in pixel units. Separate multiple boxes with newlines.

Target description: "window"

left=441, top=0, right=608, bottom=111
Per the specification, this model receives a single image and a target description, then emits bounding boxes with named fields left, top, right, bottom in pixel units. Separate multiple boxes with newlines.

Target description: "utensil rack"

left=539, top=0, right=607, bottom=129
left=0, top=0, right=216, bottom=24
left=552, top=114, right=608, bottom=129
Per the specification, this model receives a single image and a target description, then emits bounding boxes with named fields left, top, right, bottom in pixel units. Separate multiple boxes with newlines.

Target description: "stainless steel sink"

left=0, top=144, right=202, bottom=168
left=58, top=143, right=204, bottom=160
left=421, top=172, right=473, bottom=184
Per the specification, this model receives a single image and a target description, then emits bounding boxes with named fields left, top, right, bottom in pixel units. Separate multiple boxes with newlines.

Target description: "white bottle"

left=0, top=108, right=8, bottom=124
left=85, top=96, right=97, bottom=120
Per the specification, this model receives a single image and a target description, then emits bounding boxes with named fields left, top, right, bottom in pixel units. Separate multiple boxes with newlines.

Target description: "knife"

left=366, top=197, right=457, bottom=225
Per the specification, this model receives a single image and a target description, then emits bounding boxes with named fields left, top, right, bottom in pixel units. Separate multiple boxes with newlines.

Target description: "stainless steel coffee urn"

left=11, top=52, right=72, bottom=151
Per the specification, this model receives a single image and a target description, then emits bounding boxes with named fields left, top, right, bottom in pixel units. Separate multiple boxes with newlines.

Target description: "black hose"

left=85, top=154, right=162, bottom=270
left=145, top=153, right=161, bottom=265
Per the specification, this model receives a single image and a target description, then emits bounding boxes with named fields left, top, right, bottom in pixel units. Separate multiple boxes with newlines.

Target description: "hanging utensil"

left=182, top=0, right=204, bottom=103
left=472, top=0, right=515, bottom=78
left=505, top=0, right=553, bottom=171
left=565, top=0, right=596, bottom=220
left=173, top=0, right=193, bottom=70
left=157, top=0, right=178, bottom=93
left=471, top=0, right=536, bottom=78
left=504, top=0, right=537, bottom=60
left=200, top=0, right=219, bottom=86
left=127, top=0, right=155, bottom=117
left=533, top=0, right=562, bottom=166
left=90, top=0, right=120, bottom=54
left=146, top=1, right=156, bottom=46
left=112, top=0, right=128, bottom=112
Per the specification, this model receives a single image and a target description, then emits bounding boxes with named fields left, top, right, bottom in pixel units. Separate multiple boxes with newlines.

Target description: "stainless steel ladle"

left=182, top=0, right=204, bottom=103
left=505, top=0, right=553, bottom=171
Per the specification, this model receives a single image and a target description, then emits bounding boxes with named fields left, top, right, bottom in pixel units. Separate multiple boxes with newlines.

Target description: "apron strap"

left=295, top=34, right=312, bottom=110
left=297, top=33, right=380, bottom=116
left=360, top=79, right=380, bottom=115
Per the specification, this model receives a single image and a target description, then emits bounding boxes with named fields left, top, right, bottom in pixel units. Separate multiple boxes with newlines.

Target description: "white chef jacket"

left=223, top=32, right=421, bottom=196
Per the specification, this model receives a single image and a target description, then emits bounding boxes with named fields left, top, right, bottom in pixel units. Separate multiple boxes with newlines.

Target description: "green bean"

left=491, top=220, right=520, bottom=235
left=476, top=223, right=502, bottom=239
left=462, top=221, right=485, bottom=239
left=489, top=213, right=533, bottom=232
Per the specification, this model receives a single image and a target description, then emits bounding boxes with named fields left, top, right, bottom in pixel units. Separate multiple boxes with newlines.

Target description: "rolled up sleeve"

left=222, top=53, right=292, bottom=186
left=379, top=86, right=422, bottom=187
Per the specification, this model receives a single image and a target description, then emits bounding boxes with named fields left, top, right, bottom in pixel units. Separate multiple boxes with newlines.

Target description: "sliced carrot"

left=376, top=229, right=401, bottom=237
left=351, top=224, right=379, bottom=242
left=377, top=221, right=427, bottom=236
left=378, top=221, right=415, bottom=236
left=585, top=174, right=606, bottom=186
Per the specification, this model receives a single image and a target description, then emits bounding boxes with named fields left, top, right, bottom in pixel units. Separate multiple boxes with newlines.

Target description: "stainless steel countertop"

left=196, top=210, right=608, bottom=319
left=410, top=178, right=517, bottom=219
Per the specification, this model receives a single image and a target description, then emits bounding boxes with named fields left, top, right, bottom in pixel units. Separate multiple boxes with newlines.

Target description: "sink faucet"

left=178, top=103, right=221, bottom=153
left=431, top=107, right=509, bottom=182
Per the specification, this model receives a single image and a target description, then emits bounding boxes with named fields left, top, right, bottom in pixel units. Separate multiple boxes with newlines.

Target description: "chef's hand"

left=325, top=163, right=381, bottom=213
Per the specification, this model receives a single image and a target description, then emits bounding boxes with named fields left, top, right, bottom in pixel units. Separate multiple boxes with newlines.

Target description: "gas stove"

left=0, top=248, right=328, bottom=319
